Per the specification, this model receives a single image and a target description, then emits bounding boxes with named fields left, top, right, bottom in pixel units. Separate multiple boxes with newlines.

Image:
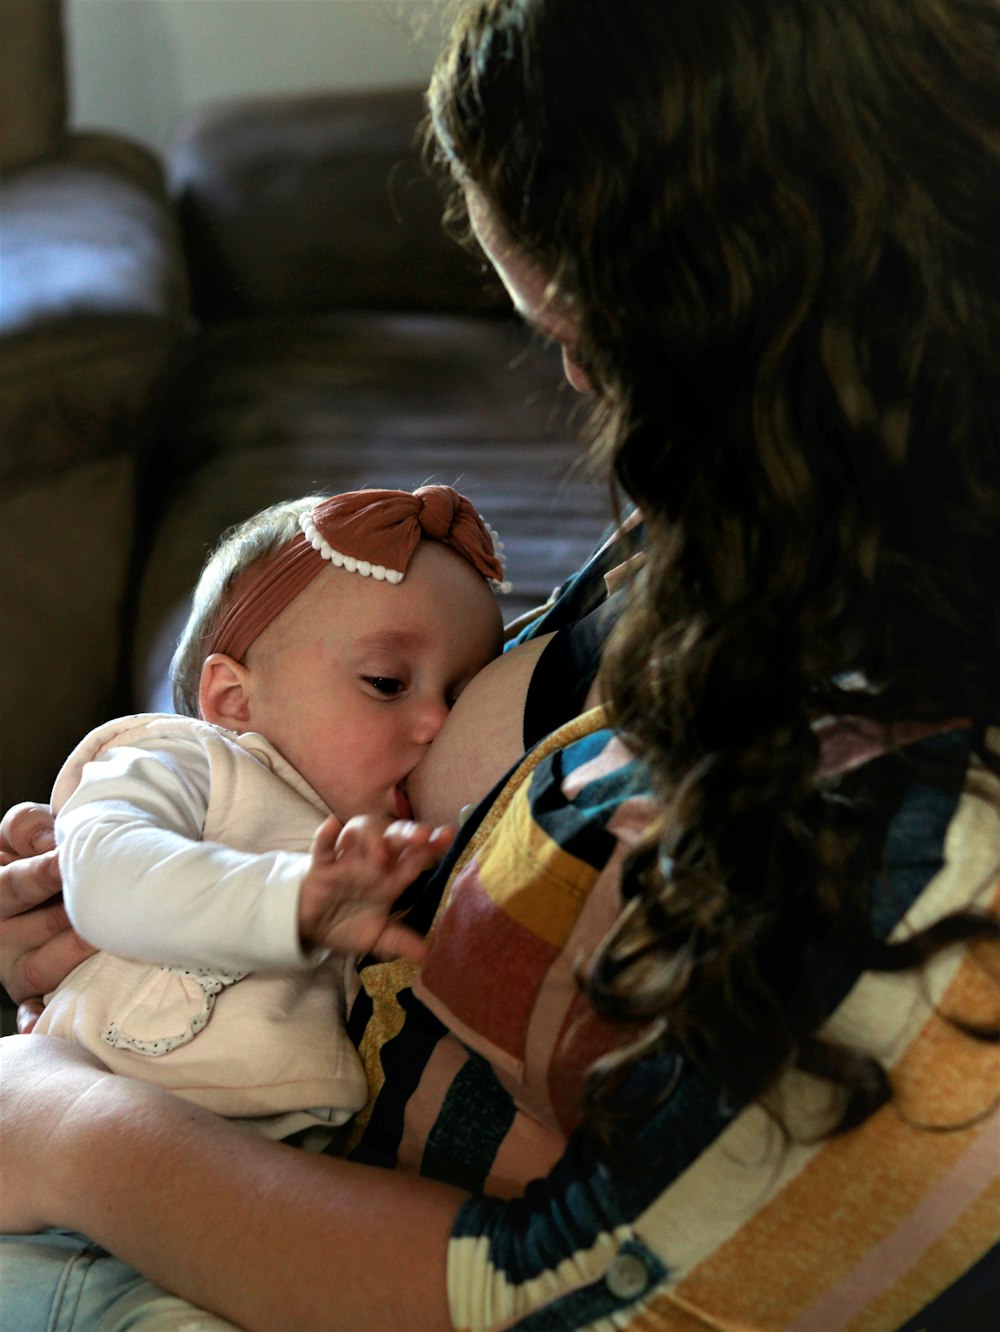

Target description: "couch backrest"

left=169, top=87, right=508, bottom=322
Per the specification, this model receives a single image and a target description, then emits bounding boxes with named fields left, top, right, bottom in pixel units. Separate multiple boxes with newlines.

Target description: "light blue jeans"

left=0, top=1230, right=239, bottom=1331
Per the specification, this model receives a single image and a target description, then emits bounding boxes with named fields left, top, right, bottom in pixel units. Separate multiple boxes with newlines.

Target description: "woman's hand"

left=0, top=803, right=95, bottom=1029
left=0, top=1034, right=110, bottom=1232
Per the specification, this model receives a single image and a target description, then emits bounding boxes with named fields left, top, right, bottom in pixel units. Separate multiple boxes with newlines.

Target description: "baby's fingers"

left=309, top=814, right=345, bottom=865
left=332, top=817, right=453, bottom=871
left=368, top=920, right=427, bottom=965
left=382, top=821, right=455, bottom=862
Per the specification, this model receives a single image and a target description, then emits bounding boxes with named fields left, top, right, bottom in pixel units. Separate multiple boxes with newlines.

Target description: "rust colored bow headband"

left=208, top=485, right=506, bottom=663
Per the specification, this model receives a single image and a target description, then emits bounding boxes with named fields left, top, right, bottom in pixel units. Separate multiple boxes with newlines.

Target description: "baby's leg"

left=0, top=1229, right=239, bottom=1330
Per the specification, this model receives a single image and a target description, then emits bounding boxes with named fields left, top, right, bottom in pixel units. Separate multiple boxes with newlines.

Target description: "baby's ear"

left=199, top=654, right=253, bottom=730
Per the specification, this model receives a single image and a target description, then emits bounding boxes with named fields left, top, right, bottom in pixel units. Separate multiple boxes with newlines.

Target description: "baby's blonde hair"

left=170, top=496, right=326, bottom=717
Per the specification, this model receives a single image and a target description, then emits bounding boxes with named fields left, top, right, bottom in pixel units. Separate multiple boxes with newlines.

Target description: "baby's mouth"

left=394, top=782, right=414, bottom=820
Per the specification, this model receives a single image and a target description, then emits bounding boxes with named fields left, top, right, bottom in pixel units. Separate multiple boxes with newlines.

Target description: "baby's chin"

left=328, top=787, right=414, bottom=826
left=400, top=754, right=437, bottom=826
left=393, top=783, right=414, bottom=821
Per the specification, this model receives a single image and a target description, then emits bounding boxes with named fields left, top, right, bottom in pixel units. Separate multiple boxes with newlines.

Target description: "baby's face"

left=243, top=541, right=503, bottom=822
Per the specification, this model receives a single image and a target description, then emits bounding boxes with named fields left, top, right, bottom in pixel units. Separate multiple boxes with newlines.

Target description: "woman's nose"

left=562, top=345, right=593, bottom=393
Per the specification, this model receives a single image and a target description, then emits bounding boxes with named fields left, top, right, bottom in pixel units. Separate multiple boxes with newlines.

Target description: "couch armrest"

left=0, top=138, right=190, bottom=484
left=0, top=134, right=190, bottom=805
left=0, top=0, right=66, bottom=173
left=169, top=87, right=505, bottom=322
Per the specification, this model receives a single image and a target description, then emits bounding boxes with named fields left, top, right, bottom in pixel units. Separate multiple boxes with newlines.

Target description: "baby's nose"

left=411, top=695, right=450, bottom=745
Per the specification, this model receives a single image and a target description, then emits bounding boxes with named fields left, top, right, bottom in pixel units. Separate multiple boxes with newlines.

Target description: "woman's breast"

left=407, top=632, right=555, bottom=827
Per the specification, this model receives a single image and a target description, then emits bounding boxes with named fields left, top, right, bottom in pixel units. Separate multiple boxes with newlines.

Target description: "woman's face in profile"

left=465, top=188, right=593, bottom=393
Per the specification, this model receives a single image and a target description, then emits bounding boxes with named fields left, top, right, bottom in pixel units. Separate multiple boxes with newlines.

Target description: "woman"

left=2, top=1, right=998, bottom=1328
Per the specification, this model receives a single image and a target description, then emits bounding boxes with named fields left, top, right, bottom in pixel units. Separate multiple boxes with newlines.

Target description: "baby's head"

left=171, top=486, right=506, bottom=821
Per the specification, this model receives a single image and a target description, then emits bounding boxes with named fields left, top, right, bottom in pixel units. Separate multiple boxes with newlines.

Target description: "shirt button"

left=605, top=1251, right=650, bottom=1300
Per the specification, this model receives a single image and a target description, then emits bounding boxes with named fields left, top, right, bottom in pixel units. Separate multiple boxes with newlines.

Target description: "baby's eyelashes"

left=364, top=676, right=406, bottom=697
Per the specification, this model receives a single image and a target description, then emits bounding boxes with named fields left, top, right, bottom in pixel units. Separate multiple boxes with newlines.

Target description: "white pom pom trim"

left=483, top=520, right=512, bottom=594
left=299, top=512, right=404, bottom=584
left=300, top=508, right=512, bottom=593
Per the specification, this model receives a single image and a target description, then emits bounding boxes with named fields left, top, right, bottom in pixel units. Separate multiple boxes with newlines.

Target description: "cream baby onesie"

left=35, top=713, right=368, bottom=1138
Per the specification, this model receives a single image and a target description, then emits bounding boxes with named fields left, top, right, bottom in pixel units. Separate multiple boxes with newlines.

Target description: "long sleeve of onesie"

left=56, top=729, right=314, bottom=973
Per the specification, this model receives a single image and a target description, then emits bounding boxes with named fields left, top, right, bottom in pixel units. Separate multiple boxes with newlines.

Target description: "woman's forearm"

left=44, top=1055, right=463, bottom=1331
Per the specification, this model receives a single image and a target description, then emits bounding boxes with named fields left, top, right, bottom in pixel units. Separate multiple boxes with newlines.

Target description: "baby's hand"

left=297, top=815, right=454, bottom=961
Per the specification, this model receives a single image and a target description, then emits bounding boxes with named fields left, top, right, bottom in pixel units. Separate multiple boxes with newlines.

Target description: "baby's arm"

left=57, top=733, right=312, bottom=973
left=297, top=816, right=454, bottom=961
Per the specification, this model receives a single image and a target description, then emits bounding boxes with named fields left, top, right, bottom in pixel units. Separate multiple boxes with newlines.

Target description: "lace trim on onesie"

left=100, top=965, right=248, bottom=1057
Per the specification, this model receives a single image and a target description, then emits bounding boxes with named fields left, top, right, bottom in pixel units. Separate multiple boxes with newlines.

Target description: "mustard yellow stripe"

left=667, top=911, right=999, bottom=1330
left=662, top=1114, right=996, bottom=1332
left=660, top=857, right=996, bottom=1326
left=787, top=1115, right=999, bottom=1331
left=447, top=705, right=610, bottom=886
left=473, top=782, right=601, bottom=947
left=625, top=1290, right=732, bottom=1330
left=346, top=955, right=421, bottom=1150
left=846, top=1178, right=1000, bottom=1332
left=633, top=841, right=1000, bottom=1321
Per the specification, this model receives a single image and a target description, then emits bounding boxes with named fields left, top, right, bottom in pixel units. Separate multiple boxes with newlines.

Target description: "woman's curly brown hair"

left=429, top=0, right=1000, bottom=1139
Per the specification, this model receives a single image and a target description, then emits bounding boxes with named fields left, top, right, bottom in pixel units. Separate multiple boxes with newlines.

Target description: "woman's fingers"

left=0, top=803, right=56, bottom=859
left=0, top=849, right=61, bottom=915
left=0, top=848, right=93, bottom=1004
left=16, top=999, right=44, bottom=1034
left=9, top=921, right=96, bottom=1007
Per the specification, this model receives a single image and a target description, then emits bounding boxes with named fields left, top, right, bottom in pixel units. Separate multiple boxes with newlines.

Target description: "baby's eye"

left=364, top=676, right=405, bottom=697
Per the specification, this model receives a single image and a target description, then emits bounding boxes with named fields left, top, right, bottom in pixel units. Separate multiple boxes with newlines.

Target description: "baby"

left=34, top=485, right=505, bottom=1139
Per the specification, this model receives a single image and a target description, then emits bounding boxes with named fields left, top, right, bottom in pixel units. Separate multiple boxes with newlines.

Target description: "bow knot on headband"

left=208, top=485, right=507, bottom=664
left=300, top=485, right=504, bottom=586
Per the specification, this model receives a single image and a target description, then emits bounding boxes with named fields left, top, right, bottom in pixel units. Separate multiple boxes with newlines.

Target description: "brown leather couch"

left=0, top=0, right=190, bottom=808
left=1, top=6, right=608, bottom=816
